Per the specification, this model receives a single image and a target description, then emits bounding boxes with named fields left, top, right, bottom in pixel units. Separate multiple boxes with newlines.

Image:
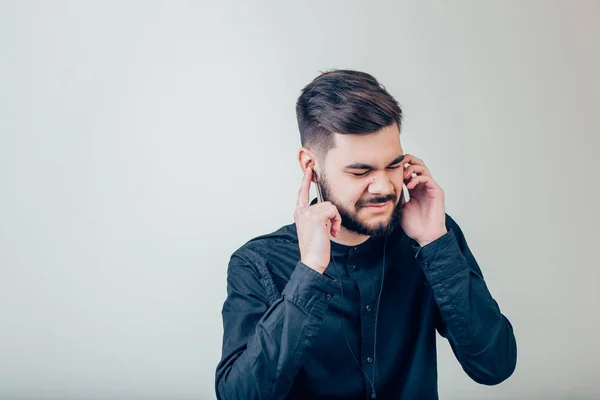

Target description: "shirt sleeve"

left=412, top=214, right=518, bottom=385
left=215, top=252, right=340, bottom=400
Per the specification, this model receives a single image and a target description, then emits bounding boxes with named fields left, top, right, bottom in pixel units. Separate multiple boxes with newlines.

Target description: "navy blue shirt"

left=216, top=205, right=517, bottom=399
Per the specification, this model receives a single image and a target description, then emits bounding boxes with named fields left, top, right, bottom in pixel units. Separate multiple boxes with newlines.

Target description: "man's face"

left=317, top=123, right=405, bottom=237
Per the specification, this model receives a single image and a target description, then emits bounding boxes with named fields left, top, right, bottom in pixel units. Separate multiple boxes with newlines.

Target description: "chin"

left=363, top=216, right=393, bottom=230
left=360, top=207, right=399, bottom=232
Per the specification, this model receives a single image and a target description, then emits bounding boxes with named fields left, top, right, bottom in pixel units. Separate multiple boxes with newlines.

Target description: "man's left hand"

left=399, top=154, right=448, bottom=247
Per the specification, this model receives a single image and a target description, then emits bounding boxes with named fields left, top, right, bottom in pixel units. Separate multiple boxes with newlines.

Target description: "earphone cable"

left=330, top=232, right=388, bottom=399
left=372, top=234, right=387, bottom=397
left=330, top=254, right=377, bottom=398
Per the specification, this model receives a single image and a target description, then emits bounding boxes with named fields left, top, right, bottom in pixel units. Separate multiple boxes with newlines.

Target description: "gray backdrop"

left=1, top=1, right=599, bottom=399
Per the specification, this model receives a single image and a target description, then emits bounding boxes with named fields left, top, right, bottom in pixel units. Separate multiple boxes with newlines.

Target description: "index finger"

left=402, top=153, right=425, bottom=166
left=296, top=167, right=313, bottom=208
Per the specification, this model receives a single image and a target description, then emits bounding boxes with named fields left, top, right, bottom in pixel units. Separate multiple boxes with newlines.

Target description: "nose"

left=367, top=171, right=395, bottom=196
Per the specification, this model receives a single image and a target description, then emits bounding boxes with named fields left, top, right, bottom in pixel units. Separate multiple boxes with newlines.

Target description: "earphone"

left=329, top=238, right=387, bottom=399
left=309, top=162, right=387, bottom=399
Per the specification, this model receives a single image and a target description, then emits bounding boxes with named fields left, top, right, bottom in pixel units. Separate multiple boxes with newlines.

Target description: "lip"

left=363, top=201, right=391, bottom=212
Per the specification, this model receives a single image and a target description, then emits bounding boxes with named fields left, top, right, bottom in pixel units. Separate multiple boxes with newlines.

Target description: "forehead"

left=328, top=124, right=403, bottom=165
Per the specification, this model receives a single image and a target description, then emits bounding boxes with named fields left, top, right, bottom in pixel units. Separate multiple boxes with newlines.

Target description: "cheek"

left=330, top=179, right=361, bottom=207
left=392, top=176, right=406, bottom=202
left=345, top=186, right=366, bottom=210
left=350, top=192, right=364, bottom=209
left=397, top=179, right=406, bottom=193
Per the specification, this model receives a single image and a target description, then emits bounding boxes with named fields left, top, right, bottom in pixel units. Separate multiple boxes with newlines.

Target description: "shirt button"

left=325, top=293, right=332, bottom=301
left=366, top=357, right=373, bottom=364
left=365, top=305, right=372, bottom=312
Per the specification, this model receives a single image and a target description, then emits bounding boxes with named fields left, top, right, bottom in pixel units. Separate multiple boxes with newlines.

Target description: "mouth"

left=363, top=201, right=391, bottom=212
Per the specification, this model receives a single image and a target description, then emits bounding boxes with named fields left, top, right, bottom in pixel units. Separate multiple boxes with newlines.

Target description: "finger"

left=403, top=164, right=431, bottom=179
left=296, top=167, right=313, bottom=209
left=402, top=154, right=425, bottom=167
left=406, top=174, right=438, bottom=190
left=321, top=204, right=342, bottom=237
left=331, top=210, right=342, bottom=237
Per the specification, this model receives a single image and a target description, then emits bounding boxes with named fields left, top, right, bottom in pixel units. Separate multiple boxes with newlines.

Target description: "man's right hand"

left=294, top=166, right=342, bottom=274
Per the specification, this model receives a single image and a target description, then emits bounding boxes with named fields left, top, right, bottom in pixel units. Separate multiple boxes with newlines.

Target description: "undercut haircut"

left=296, top=69, right=403, bottom=161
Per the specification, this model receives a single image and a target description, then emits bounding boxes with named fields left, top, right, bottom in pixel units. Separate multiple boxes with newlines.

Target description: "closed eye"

left=350, top=165, right=401, bottom=177
left=350, top=171, right=369, bottom=177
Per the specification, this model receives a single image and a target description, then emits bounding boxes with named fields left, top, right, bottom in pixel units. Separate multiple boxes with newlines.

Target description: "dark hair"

left=296, top=69, right=403, bottom=159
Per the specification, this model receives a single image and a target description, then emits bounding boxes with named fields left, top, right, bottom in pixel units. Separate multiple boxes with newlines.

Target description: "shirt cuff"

left=282, top=261, right=340, bottom=313
left=412, top=228, right=469, bottom=284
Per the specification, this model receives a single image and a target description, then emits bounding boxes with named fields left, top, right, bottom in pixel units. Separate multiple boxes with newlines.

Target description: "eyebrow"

left=345, top=154, right=405, bottom=170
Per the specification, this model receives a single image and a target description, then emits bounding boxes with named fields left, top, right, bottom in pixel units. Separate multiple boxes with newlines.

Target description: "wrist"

left=301, top=258, right=327, bottom=274
left=417, top=228, right=448, bottom=247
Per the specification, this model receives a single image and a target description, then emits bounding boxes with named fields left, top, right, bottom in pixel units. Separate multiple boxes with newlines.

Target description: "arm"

left=413, top=214, right=517, bottom=385
left=215, top=252, right=339, bottom=400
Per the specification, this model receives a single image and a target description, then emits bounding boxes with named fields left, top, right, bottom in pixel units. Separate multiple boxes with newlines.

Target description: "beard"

left=317, top=172, right=402, bottom=237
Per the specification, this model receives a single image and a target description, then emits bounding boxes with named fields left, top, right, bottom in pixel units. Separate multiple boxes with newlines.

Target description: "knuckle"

left=295, top=207, right=306, bottom=218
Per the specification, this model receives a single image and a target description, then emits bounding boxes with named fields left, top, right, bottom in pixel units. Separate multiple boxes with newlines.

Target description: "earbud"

left=309, top=162, right=318, bottom=182
left=310, top=162, right=324, bottom=202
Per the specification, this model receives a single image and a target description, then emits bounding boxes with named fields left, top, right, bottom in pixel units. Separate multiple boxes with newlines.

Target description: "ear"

left=298, top=148, right=318, bottom=183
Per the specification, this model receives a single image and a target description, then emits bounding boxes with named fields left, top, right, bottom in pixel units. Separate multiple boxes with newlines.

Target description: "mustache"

left=358, top=194, right=397, bottom=208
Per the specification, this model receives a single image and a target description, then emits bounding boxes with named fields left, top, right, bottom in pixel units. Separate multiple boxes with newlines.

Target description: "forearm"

left=216, top=261, right=338, bottom=399
left=415, top=226, right=517, bottom=384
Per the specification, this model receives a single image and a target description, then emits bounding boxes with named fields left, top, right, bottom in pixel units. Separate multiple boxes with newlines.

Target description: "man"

left=215, top=70, right=517, bottom=399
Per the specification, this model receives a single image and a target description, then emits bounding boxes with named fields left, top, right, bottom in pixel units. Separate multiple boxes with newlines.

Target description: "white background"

left=1, top=1, right=599, bottom=399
